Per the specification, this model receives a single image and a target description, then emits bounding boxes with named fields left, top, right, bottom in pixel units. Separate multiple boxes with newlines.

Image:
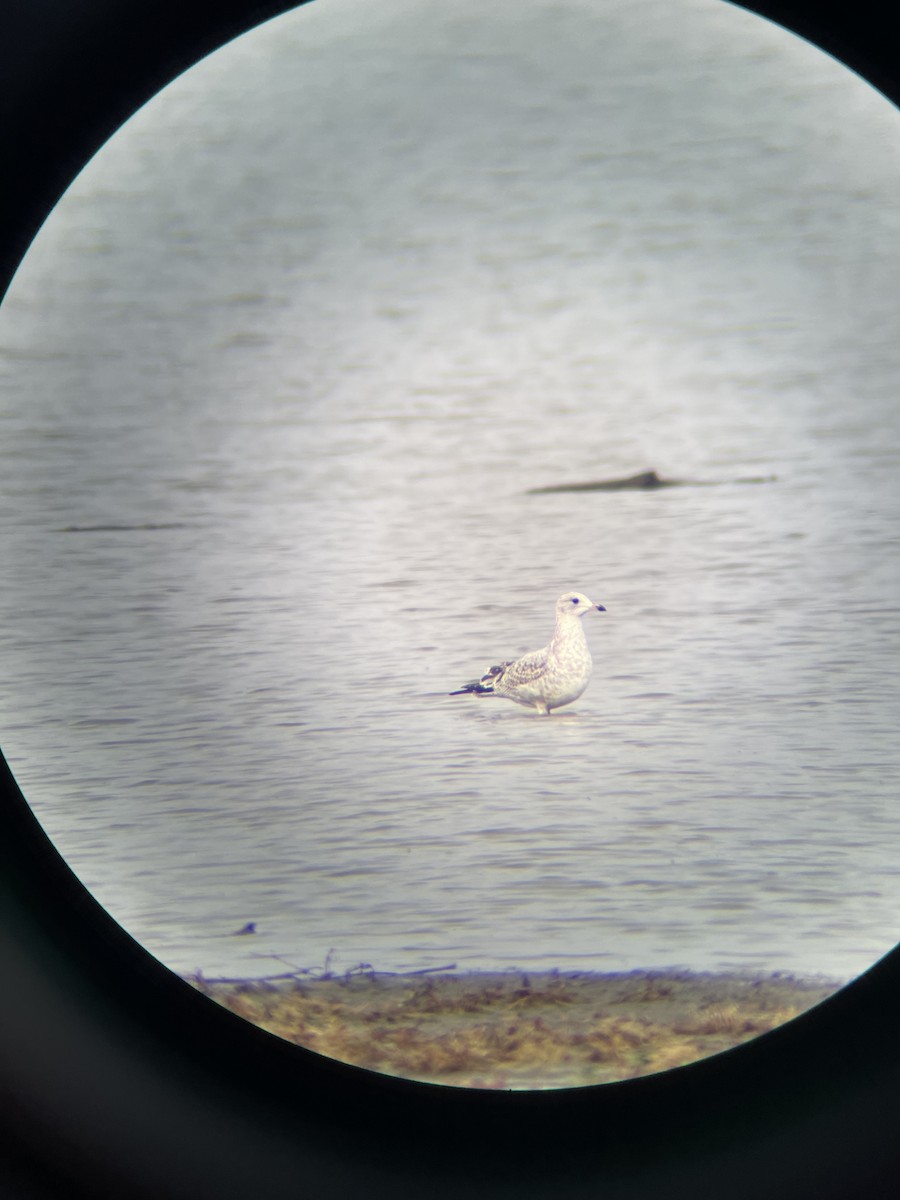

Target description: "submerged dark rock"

left=527, top=469, right=776, bottom=495
left=527, top=469, right=679, bottom=494
left=58, top=522, right=189, bottom=532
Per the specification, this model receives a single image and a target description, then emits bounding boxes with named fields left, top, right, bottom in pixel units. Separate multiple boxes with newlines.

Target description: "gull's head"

left=557, top=591, right=606, bottom=618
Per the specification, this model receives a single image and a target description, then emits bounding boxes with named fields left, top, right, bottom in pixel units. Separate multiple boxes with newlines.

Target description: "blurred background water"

left=1, top=0, right=899, bottom=985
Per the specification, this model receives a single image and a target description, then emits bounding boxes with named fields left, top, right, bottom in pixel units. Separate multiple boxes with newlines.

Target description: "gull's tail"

left=449, top=680, right=494, bottom=696
left=449, top=663, right=506, bottom=697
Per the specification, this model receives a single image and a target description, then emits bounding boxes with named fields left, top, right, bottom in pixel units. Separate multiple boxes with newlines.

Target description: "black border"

left=2, top=3, right=899, bottom=1196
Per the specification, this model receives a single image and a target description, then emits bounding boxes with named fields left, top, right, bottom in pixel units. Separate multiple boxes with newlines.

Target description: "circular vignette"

left=1, top=2, right=900, bottom=1198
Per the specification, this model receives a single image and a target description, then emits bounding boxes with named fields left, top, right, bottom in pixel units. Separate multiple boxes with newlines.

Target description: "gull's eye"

left=572, top=597, right=580, bottom=605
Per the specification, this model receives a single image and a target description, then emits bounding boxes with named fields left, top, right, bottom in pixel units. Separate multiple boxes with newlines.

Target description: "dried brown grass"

left=195, top=969, right=840, bottom=1090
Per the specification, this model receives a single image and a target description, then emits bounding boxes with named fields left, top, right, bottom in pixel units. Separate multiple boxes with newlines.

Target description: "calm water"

left=2, top=0, right=899, bottom=985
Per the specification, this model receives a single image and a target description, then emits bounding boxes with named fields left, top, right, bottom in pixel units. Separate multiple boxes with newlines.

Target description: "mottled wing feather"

left=449, top=661, right=513, bottom=695
left=452, top=650, right=552, bottom=697
left=480, top=661, right=512, bottom=684
left=492, top=649, right=550, bottom=690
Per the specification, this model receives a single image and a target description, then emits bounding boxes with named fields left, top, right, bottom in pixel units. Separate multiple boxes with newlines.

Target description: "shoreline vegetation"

left=189, top=966, right=843, bottom=1089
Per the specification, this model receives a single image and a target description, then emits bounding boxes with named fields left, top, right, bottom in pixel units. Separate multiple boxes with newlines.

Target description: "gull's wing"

left=450, top=646, right=551, bottom=697
left=492, top=647, right=550, bottom=689
left=449, top=659, right=514, bottom=695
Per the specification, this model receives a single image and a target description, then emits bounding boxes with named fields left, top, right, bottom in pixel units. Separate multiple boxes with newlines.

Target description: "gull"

left=450, top=592, right=606, bottom=715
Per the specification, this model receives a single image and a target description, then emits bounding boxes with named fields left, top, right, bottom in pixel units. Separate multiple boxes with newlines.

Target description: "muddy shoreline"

left=191, top=968, right=842, bottom=1089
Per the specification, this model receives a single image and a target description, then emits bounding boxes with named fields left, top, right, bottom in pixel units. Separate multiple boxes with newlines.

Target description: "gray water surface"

left=2, top=0, right=899, bottom=984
